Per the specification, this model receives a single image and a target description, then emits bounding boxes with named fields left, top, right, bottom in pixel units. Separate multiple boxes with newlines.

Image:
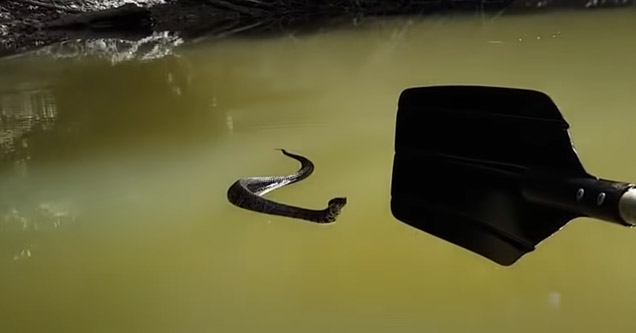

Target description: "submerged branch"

left=235, top=0, right=276, bottom=9
left=212, top=19, right=272, bottom=39
left=205, top=0, right=265, bottom=16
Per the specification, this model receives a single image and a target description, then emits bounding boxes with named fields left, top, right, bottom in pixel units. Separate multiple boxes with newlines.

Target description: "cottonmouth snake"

left=227, top=149, right=347, bottom=223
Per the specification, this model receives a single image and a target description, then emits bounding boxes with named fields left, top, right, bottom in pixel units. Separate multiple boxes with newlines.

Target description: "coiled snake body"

left=227, top=149, right=347, bottom=223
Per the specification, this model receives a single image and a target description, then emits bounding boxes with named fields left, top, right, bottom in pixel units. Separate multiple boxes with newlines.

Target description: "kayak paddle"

left=390, top=85, right=636, bottom=266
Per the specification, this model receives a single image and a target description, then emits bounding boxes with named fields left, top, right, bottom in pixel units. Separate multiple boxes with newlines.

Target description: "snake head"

left=327, top=197, right=347, bottom=213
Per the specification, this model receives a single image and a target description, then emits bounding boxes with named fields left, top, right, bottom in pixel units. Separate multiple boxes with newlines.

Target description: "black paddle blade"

left=391, top=86, right=588, bottom=266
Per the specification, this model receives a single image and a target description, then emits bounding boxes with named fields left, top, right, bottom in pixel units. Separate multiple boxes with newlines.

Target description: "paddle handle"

left=523, top=174, right=636, bottom=226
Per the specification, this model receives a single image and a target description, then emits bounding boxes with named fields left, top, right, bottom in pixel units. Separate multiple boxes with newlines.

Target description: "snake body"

left=227, top=149, right=347, bottom=223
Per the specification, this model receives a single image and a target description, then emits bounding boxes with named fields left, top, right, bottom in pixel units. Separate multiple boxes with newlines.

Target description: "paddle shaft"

left=523, top=172, right=636, bottom=226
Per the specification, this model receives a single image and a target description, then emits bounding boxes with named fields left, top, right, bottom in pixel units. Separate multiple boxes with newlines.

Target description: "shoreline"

left=1, top=0, right=634, bottom=60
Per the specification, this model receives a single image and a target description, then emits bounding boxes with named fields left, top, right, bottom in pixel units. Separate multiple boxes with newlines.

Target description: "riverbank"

left=1, top=0, right=634, bottom=59
left=0, top=0, right=221, bottom=58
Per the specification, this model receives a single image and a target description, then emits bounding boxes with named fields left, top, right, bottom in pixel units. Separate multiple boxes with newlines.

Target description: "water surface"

left=1, top=9, right=636, bottom=332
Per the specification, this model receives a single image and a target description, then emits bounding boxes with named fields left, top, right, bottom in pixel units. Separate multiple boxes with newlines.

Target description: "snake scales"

left=227, top=149, right=347, bottom=223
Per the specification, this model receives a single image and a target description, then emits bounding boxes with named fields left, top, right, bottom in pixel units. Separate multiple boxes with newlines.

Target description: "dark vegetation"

left=0, top=0, right=634, bottom=58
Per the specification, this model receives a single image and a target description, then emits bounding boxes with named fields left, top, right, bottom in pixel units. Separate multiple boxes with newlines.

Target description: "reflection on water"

left=0, top=88, right=56, bottom=161
left=1, top=9, right=636, bottom=332
left=29, top=31, right=185, bottom=64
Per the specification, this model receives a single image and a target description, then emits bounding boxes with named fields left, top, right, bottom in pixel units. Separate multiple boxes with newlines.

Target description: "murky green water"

left=2, top=9, right=636, bottom=332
